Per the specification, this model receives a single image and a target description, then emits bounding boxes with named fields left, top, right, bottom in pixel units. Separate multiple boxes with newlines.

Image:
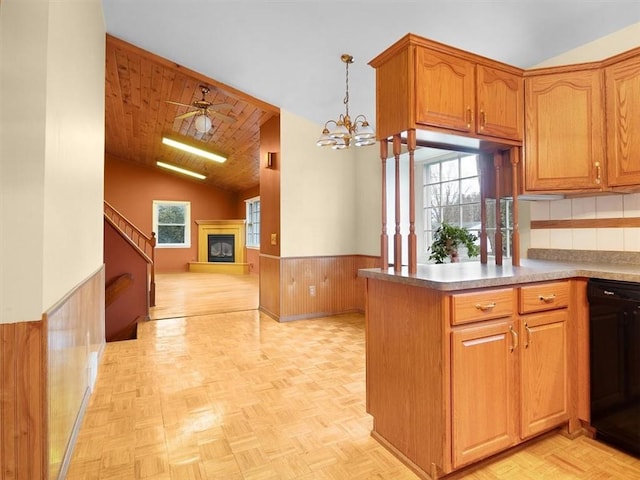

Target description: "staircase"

left=103, top=201, right=156, bottom=341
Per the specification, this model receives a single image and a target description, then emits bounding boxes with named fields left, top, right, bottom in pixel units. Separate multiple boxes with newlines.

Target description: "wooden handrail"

left=103, top=201, right=156, bottom=306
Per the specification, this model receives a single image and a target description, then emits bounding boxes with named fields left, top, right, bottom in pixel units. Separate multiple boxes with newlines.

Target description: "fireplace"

left=189, top=219, right=249, bottom=274
left=208, top=234, right=235, bottom=263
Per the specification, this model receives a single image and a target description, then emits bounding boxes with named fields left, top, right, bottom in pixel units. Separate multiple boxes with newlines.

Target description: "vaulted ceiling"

left=105, top=35, right=279, bottom=193
left=103, top=2, right=640, bottom=193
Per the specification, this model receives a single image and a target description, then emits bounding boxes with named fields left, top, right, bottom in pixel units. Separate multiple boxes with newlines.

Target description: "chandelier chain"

left=344, top=60, right=349, bottom=118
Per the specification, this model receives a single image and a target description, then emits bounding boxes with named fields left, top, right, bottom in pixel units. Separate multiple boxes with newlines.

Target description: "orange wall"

left=105, top=155, right=240, bottom=272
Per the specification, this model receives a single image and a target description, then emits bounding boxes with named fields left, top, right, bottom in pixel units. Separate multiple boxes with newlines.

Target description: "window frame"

left=245, top=196, right=260, bottom=249
left=152, top=200, right=191, bottom=249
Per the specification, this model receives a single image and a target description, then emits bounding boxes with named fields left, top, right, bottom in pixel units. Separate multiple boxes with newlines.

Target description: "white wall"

left=280, top=109, right=360, bottom=257
left=525, top=21, right=640, bottom=254
left=0, top=0, right=105, bottom=323
left=354, top=139, right=381, bottom=256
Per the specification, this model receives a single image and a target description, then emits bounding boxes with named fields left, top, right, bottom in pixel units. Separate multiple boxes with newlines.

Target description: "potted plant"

left=428, top=223, right=480, bottom=264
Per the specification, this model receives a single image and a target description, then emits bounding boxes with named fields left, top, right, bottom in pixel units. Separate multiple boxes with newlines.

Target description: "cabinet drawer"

left=451, top=288, right=514, bottom=325
left=519, top=281, right=569, bottom=314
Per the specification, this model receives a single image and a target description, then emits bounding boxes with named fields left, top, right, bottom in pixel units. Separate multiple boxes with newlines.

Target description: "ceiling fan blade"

left=166, top=100, right=194, bottom=108
left=207, top=103, right=234, bottom=112
left=175, top=110, right=199, bottom=120
left=210, top=111, right=237, bottom=123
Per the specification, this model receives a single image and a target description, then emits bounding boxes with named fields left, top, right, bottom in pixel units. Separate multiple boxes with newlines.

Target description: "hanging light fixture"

left=194, top=113, right=212, bottom=133
left=316, top=54, right=376, bottom=149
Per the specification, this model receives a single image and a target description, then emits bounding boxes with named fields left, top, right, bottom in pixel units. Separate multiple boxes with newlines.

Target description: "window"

left=421, top=153, right=513, bottom=261
left=245, top=196, right=260, bottom=248
left=152, top=200, right=191, bottom=248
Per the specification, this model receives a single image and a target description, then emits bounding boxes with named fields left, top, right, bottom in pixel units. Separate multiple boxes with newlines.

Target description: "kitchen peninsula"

left=360, top=253, right=640, bottom=479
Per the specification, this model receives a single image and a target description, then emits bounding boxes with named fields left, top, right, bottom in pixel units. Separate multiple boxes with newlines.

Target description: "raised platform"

left=188, top=261, right=250, bottom=275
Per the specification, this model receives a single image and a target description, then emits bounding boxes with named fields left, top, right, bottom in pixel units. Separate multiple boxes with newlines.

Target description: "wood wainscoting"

left=259, top=254, right=380, bottom=322
left=47, top=266, right=105, bottom=480
left=0, top=317, right=47, bottom=480
left=0, top=266, right=107, bottom=479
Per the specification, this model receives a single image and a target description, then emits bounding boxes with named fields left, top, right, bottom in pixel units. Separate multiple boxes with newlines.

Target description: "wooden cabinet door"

left=451, top=320, right=518, bottom=468
left=520, top=310, right=569, bottom=438
left=415, top=47, right=475, bottom=134
left=524, top=69, right=605, bottom=192
left=477, top=65, right=523, bottom=141
left=606, top=54, right=640, bottom=187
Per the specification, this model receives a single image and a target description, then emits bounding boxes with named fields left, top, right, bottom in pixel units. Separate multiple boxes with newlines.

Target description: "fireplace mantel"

left=188, top=219, right=249, bottom=274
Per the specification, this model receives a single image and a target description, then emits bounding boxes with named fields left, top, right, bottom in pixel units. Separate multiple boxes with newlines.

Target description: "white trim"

left=152, top=200, right=191, bottom=248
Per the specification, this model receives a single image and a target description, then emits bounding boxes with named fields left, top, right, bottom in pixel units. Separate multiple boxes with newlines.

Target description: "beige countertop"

left=359, top=258, right=640, bottom=291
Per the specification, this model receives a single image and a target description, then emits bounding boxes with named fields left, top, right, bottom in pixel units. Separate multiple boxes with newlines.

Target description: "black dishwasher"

left=588, top=278, right=640, bottom=457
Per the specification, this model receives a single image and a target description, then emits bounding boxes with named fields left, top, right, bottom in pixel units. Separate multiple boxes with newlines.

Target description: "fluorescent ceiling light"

left=162, top=137, right=227, bottom=163
left=156, top=161, right=206, bottom=180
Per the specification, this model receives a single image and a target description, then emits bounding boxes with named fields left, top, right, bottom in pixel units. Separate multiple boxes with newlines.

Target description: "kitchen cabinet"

left=605, top=52, right=640, bottom=188
left=451, top=319, right=518, bottom=468
left=415, top=48, right=523, bottom=141
left=370, top=34, right=524, bottom=144
left=524, top=67, right=605, bottom=193
left=451, top=282, right=569, bottom=468
left=366, top=277, right=575, bottom=477
left=519, top=281, right=569, bottom=438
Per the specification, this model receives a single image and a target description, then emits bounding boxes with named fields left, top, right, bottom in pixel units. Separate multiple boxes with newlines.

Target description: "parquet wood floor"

left=150, top=273, right=259, bottom=320
left=66, top=274, right=640, bottom=479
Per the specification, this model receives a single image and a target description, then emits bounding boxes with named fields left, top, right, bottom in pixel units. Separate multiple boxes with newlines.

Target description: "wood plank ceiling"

left=105, top=34, right=279, bottom=193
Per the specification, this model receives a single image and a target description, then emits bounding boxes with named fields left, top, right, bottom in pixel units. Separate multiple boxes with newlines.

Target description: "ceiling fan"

left=166, top=85, right=236, bottom=132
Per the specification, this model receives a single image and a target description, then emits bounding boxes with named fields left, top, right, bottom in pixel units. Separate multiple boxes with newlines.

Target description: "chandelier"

left=316, top=54, right=376, bottom=149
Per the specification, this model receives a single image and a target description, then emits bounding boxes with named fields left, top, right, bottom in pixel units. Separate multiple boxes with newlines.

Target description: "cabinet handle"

left=466, top=107, right=472, bottom=129
left=509, top=325, right=518, bottom=353
left=595, top=161, right=602, bottom=185
left=538, top=294, right=556, bottom=303
left=524, top=322, right=532, bottom=348
left=480, top=109, right=486, bottom=130
left=475, top=302, right=496, bottom=311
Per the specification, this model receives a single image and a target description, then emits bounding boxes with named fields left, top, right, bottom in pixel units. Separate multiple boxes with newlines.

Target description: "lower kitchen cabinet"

left=451, top=304, right=568, bottom=468
left=366, top=278, right=575, bottom=478
left=520, top=309, right=569, bottom=438
left=451, top=320, right=518, bottom=468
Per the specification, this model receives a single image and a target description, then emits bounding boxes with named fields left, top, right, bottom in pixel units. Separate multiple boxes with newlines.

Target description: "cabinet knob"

left=595, top=161, right=602, bottom=185
left=466, top=107, right=473, bottom=129
left=480, top=109, right=486, bottom=130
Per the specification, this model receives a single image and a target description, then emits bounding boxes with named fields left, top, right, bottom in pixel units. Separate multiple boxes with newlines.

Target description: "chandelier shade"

left=316, top=54, right=375, bottom=149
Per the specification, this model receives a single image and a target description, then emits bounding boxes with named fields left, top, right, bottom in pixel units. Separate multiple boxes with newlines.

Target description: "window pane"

left=158, top=225, right=185, bottom=244
left=442, top=205, right=459, bottom=225
left=426, top=183, right=440, bottom=207
left=440, top=181, right=459, bottom=205
left=158, top=205, right=185, bottom=224
left=460, top=177, right=481, bottom=204
left=441, top=159, right=458, bottom=181
left=425, top=163, right=440, bottom=184
left=461, top=204, right=481, bottom=230
left=460, top=155, right=479, bottom=178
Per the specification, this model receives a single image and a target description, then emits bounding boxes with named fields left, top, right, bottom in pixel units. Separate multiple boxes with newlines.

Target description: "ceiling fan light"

left=194, top=114, right=212, bottom=133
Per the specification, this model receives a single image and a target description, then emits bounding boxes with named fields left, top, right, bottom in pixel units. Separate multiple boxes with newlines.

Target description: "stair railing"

left=103, top=201, right=156, bottom=306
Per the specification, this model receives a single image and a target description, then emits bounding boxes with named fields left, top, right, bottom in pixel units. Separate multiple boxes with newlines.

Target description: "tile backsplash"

left=528, top=193, right=640, bottom=252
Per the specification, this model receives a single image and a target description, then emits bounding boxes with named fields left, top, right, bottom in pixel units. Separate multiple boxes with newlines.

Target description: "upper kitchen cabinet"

left=605, top=48, right=640, bottom=189
left=370, top=34, right=524, bottom=145
left=523, top=66, right=606, bottom=193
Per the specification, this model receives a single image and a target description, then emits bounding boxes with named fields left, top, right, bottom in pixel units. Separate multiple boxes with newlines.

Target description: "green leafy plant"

left=428, top=223, right=480, bottom=264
